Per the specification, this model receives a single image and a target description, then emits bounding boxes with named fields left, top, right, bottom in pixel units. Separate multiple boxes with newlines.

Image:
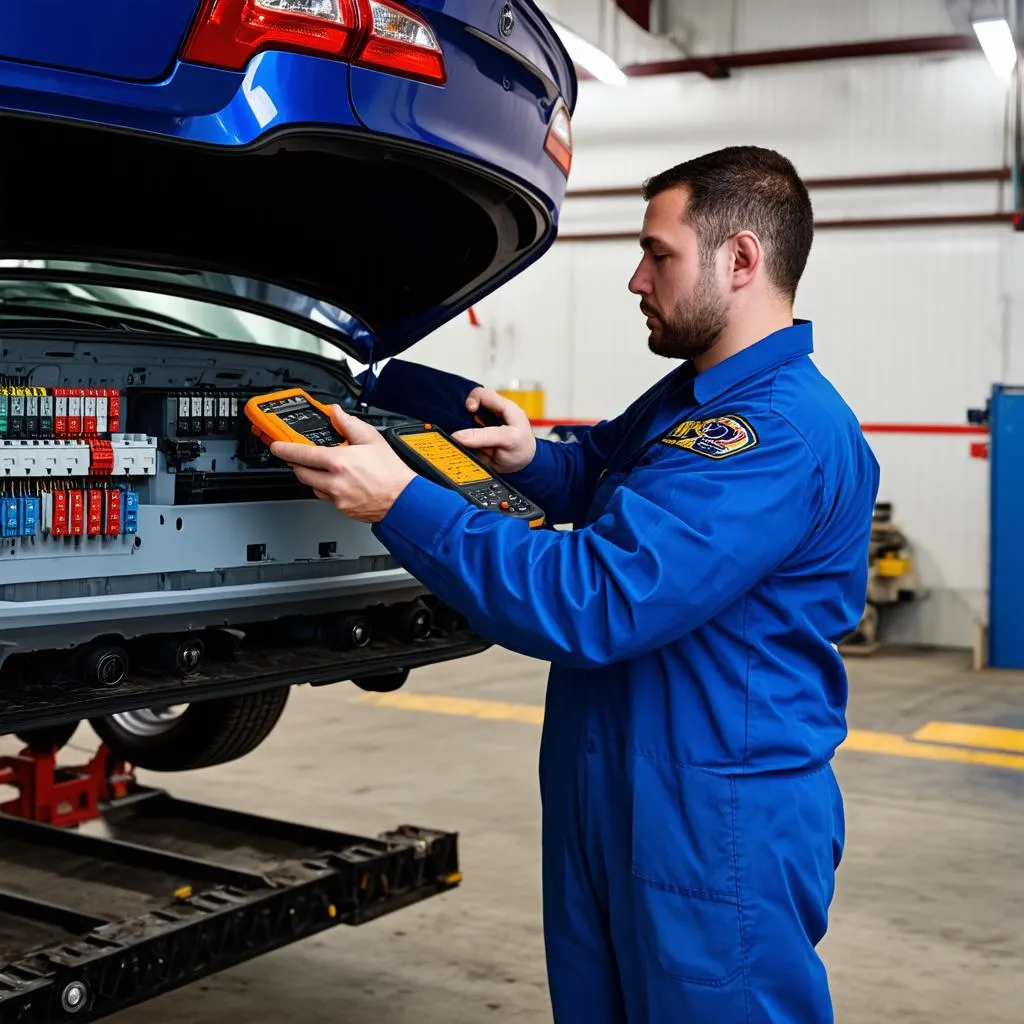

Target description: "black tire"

left=14, top=720, right=80, bottom=754
left=89, top=687, right=290, bottom=772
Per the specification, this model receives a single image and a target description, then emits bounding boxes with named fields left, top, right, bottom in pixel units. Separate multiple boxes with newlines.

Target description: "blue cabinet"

left=989, top=385, right=1024, bottom=668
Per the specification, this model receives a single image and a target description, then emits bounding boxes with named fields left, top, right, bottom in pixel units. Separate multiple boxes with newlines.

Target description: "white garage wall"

left=411, top=48, right=1018, bottom=649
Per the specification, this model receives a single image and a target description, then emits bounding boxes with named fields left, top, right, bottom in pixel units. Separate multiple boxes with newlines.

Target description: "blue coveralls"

left=362, top=321, right=881, bottom=1023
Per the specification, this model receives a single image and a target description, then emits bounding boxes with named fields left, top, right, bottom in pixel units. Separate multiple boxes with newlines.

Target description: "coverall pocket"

left=630, top=755, right=744, bottom=987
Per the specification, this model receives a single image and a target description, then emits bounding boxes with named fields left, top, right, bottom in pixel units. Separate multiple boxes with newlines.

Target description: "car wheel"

left=13, top=720, right=80, bottom=754
left=89, top=687, right=290, bottom=772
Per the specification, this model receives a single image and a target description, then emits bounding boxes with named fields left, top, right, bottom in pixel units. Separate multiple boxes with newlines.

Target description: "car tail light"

left=544, top=101, right=573, bottom=177
left=182, top=0, right=446, bottom=85
left=354, top=0, right=446, bottom=85
left=183, top=0, right=360, bottom=70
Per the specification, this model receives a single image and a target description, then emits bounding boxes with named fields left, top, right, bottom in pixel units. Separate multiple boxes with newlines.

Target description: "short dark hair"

left=641, top=146, right=814, bottom=301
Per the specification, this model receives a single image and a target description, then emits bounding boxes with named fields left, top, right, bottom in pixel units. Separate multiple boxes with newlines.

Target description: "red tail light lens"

left=355, top=0, right=446, bottom=85
left=183, top=0, right=360, bottom=70
left=181, top=0, right=446, bottom=85
left=544, top=101, right=573, bottom=177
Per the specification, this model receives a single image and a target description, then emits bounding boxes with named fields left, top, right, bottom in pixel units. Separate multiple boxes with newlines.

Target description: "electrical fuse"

left=177, top=395, right=190, bottom=436
left=217, top=396, right=230, bottom=434
left=2, top=498, right=19, bottom=538
left=104, top=489, right=121, bottom=535
left=203, top=396, right=215, bottom=434
left=25, top=395, right=39, bottom=436
left=88, top=439, right=114, bottom=476
left=9, top=395, right=24, bottom=439
left=67, top=390, right=83, bottom=436
left=96, top=391, right=108, bottom=435
left=19, top=495, right=39, bottom=537
left=51, top=491, right=68, bottom=537
left=39, top=394, right=54, bottom=438
left=86, top=489, right=103, bottom=535
left=121, top=489, right=138, bottom=534
left=68, top=490, right=85, bottom=536
left=84, top=390, right=97, bottom=435
left=190, top=396, right=202, bottom=435
left=54, top=389, right=68, bottom=436
left=0, top=394, right=7, bottom=437
left=105, top=389, right=121, bottom=434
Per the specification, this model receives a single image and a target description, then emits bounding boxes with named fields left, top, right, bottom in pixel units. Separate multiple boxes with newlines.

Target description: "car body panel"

left=0, top=0, right=202, bottom=82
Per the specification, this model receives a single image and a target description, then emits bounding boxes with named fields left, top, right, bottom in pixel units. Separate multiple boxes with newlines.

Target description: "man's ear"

left=729, top=231, right=762, bottom=290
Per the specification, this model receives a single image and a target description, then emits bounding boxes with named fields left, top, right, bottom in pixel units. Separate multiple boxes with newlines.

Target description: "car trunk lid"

left=0, top=112, right=556, bottom=366
left=0, top=1, right=204, bottom=82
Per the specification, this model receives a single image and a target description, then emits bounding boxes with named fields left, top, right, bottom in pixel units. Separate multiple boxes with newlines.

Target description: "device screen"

left=259, top=395, right=339, bottom=444
left=398, top=431, right=492, bottom=485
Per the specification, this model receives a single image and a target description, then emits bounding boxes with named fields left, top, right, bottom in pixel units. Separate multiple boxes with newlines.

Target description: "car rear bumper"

left=0, top=567, right=429, bottom=656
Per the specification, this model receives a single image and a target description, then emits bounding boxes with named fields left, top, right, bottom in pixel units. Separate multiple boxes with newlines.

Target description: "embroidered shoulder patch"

left=659, top=414, right=758, bottom=459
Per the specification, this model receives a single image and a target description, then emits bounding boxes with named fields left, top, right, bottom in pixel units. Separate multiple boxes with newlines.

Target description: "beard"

left=643, top=267, right=729, bottom=361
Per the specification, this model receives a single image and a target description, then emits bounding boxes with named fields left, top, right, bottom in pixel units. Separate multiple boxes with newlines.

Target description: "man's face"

left=627, top=187, right=729, bottom=361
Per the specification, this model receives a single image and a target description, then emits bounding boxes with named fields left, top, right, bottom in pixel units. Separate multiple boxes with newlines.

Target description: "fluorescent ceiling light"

left=972, top=16, right=1018, bottom=79
left=551, top=20, right=627, bottom=86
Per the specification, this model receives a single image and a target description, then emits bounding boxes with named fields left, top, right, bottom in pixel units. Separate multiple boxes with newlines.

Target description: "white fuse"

left=97, top=394, right=108, bottom=434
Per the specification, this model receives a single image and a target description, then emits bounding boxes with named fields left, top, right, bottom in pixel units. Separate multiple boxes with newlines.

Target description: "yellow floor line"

left=356, top=692, right=1024, bottom=772
left=359, top=691, right=544, bottom=725
left=911, top=721, right=1024, bottom=754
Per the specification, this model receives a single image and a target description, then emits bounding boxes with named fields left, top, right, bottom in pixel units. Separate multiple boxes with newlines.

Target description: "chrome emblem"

left=498, top=3, right=516, bottom=37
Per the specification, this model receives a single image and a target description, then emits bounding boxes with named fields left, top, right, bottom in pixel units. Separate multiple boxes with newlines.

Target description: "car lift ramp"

left=0, top=747, right=461, bottom=1023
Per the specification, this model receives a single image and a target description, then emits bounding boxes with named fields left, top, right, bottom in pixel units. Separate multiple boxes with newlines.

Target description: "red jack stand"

left=0, top=743, right=136, bottom=827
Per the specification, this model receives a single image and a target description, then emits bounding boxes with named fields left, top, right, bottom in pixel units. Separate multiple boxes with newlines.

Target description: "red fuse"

left=67, top=388, right=83, bottom=436
left=52, top=490, right=69, bottom=536
left=107, top=389, right=122, bottom=434
left=87, top=489, right=103, bottom=536
left=69, top=490, right=85, bottom=535
left=104, top=489, right=122, bottom=535
left=84, top=388, right=98, bottom=436
left=88, top=440, right=114, bottom=476
left=54, top=388, right=68, bottom=437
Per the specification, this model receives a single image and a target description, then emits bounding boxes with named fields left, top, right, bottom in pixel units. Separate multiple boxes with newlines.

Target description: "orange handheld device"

left=382, top=422, right=546, bottom=528
left=243, top=388, right=348, bottom=448
left=244, top=388, right=545, bottom=528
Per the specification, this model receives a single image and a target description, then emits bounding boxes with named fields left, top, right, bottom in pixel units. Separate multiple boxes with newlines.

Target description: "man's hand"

left=452, top=387, right=537, bottom=474
left=270, top=407, right=416, bottom=524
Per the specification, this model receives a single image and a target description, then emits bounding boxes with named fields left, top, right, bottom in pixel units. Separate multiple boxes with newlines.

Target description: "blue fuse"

left=122, top=489, right=139, bottom=535
left=19, top=495, right=39, bottom=537
left=2, top=498, right=19, bottom=538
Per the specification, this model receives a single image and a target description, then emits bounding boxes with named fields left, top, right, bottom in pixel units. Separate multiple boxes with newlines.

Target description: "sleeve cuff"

left=504, top=437, right=561, bottom=492
left=374, top=472, right=470, bottom=550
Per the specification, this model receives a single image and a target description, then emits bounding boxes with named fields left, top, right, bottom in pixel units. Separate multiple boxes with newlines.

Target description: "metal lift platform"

left=0, top=743, right=461, bottom=1023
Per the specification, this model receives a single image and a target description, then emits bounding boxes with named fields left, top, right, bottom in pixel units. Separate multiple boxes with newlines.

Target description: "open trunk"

left=0, top=113, right=553, bottom=363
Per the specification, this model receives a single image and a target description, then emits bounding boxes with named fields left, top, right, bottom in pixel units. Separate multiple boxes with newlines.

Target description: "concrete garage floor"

left=22, top=647, right=1024, bottom=1022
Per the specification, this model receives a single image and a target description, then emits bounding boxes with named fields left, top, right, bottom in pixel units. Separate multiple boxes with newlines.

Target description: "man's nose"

left=628, top=265, right=649, bottom=295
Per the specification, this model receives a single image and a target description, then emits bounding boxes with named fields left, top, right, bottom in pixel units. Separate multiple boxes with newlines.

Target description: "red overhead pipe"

left=616, top=0, right=651, bottom=32
left=614, top=34, right=979, bottom=79
left=566, top=168, right=1012, bottom=201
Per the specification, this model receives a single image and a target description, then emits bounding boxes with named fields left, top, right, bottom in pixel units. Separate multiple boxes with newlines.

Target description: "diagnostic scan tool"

left=244, top=389, right=545, bottom=528
left=244, top=388, right=347, bottom=448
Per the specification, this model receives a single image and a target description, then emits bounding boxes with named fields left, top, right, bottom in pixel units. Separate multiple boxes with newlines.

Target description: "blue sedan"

left=0, top=1, right=577, bottom=769
left=0, top=0, right=577, bottom=364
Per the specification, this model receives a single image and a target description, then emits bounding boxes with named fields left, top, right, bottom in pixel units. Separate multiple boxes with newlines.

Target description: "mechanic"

left=271, top=145, right=881, bottom=1023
